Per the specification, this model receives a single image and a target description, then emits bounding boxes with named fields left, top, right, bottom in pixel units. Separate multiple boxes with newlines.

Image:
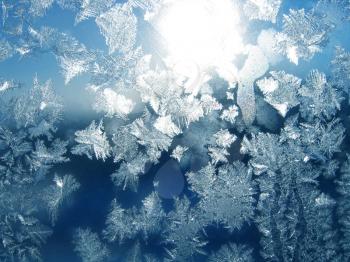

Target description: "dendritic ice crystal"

left=0, top=0, right=350, bottom=261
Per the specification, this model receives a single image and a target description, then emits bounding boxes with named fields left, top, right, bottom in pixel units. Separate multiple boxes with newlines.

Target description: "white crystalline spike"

left=72, top=121, right=111, bottom=161
left=54, top=177, right=64, bottom=188
left=154, top=115, right=181, bottom=138
left=59, top=55, right=89, bottom=85
left=171, top=145, right=188, bottom=162
left=0, top=80, right=17, bottom=92
left=39, top=102, right=47, bottom=110
left=287, top=45, right=299, bottom=65
left=237, top=46, right=269, bottom=125
left=213, top=129, right=236, bottom=148
left=271, top=103, right=288, bottom=117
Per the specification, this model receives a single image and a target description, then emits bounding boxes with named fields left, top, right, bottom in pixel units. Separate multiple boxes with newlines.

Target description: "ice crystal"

left=337, top=155, right=350, bottom=259
left=75, top=0, right=115, bottom=24
left=208, top=129, right=236, bottom=165
left=186, top=162, right=255, bottom=229
left=244, top=0, right=282, bottom=23
left=0, top=39, right=13, bottom=61
left=0, top=213, right=52, bottom=262
left=104, top=192, right=166, bottom=243
left=96, top=3, right=137, bottom=54
left=14, top=77, right=63, bottom=138
left=171, top=145, right=188, bottom=162
left=275, top=9, right=329, bottom=64
left=72, top=120, right=111, bottom=161
left=93, top=88, right=135, bottom=118
left=257, top=71, right=301, bottom=117
left=45, top=174, right=80, bottom=225
left=332, top=46, right=350, bottom=98
left=220, top=105, right=240, bottom=124
left=73, top=228, right=110, bottom=262
left=0, top=0, right=349, bottom=260
left=165, top=196, right=207, bottom=261
left=208, top=243, right=253, bottom=262
left=299, top=70, right=343, bottom=120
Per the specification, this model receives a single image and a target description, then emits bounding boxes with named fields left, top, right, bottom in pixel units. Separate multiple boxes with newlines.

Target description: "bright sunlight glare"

left=156, top=0, right=244, bottom=70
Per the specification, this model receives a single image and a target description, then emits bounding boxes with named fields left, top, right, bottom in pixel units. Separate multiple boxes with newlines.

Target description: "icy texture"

left=208, top=243, right=253, bottom=262
left=45, top=174, right=80, bottom=225
left=96, top=3, right=137, bottom=54
left=186, top=162, right=255, bottom=230
left=299, top=70, right=343, bottom=120
left=72, top=120, right=111, bottom=161
left=0, top=0, right=350, bottom=261
left=257, top=71, right=301, bottom=117
left=237, top=46, right=269, bottom=125
left=75, top=0, right=115, bottom=24
left=73, top=228, right=110, bottom=262
left=275, top=9, right=329, bottom=64
left=244, top=0, right=282, bottom=23
left=103, top=192, right=166, bottom=243
left=332, top=46, right=350, bottom=99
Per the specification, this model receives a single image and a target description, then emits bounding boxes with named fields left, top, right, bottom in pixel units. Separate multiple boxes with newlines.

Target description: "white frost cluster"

left=244, top=0, right=282, bottom=23
left=96, top=3, right=137, bottom=54
left=72, top=120, right=111, bottom=161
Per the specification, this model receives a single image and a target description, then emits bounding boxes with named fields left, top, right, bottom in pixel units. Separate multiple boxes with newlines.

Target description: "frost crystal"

left=244, top=0, right=282, bottom=23
left=154, top=115, right=181, bottom=138
left=337, top=155, right=350, bottom=259
left=72, top=120, right=111, bottom=161
left=93, top=88, right=135, bottom=118
left=165, top=196, right=207, bottom=260
left=208, top=129, right=236, bottom=165
left=96, top=3, right=137, bottom=54
left=45, top=174, right=80, bottom=225
left=28, top=0, right=54, bottom=17
left=186, top=162, right=255, bottom=229
left=14, top=77, right=63, bottom=138
left=111, top=152, right=148, bottom=191
left=257, top=71, right=301, bottom=117
left=75, top=0, right=115, bottom=24
left=275, top=9, right=329, bottom=64
left=220, top=105, right=239, bottom=124
left=104, top=192, right=166, bottom=243
left=0, top=213, right=52, bottom=262
left=0, top=0, right=349, bottom=260
left=129, top=0, right=163, bottom=20
left=332, top=46, right=350, bottom=98
left=73, top=228, right=110, bottom=262
left=54, top=32, right=95, bottom=85
left=30, top=139, right=69, bottom=180
left=299, top=70, right=343, bottom=120
left=0, top=79, right=19, bottom=93
left=171, top=145, right=188, bottom=162
left=130, top=117, right=172, bottom=161
left=208, top=243, right=253, bottom=262
left=0, top=39, right=13, bottom=61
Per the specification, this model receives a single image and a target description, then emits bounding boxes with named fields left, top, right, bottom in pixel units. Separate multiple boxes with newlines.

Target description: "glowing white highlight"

left=156, top=0, right=244, bottom=70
